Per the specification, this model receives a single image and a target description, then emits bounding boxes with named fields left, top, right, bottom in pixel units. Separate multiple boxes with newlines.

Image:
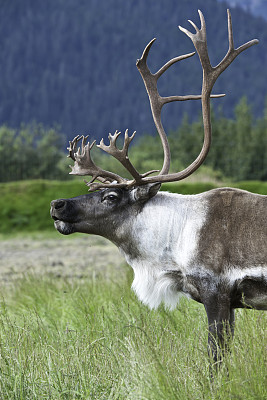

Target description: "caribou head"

left=51, top=11, right=266, bottom=367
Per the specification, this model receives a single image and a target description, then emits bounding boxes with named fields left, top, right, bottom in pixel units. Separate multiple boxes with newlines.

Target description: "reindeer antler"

left=68, top=132, right=159, bottom=191
left=68, top=135, right=127, bottom=187
left=68, top=10, right=258, bottom=191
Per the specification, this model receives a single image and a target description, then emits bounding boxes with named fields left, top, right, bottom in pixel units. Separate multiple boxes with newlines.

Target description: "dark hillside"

left=0, top=0, right=266, bottom=142
left=218, top=0, right=267, bottom=20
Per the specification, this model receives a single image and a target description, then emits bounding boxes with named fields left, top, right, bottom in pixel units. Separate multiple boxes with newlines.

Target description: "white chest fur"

left=119, top=192, right=208, bottom=309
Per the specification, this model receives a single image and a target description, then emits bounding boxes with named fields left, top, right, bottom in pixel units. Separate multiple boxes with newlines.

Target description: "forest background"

left=0, top=0, right=267, bottom=183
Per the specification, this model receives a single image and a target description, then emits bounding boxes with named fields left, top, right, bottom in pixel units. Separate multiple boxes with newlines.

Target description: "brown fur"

left=195, top=188, right=267, bottom=273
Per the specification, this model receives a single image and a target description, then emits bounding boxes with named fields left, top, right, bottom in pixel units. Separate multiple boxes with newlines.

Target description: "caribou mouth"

left=53, top=218, right=75, bottom=235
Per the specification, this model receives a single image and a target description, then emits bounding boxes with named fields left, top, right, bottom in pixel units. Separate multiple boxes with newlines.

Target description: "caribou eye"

left=102, top=192, right=120, bottom=202
left=106, top=195, right=118, bottom=201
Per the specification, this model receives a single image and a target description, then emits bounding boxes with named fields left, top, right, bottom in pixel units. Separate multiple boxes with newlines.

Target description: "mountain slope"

left=0, top=0, right=266, bottom=142
left=218, top=0, right=267, bottom=20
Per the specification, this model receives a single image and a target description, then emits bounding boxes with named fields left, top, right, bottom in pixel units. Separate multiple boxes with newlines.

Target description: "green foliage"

left=169, top=113, right=203, bottom=170
left=232, top=180, right=267, bottom=194
left=1, top=179, right=267, bottom=234
left=0, top=124, right=67, bottom=182
left=0, top=274, right=266, bottom=399
left=0, top=180, right=88, bottom=233
left=0, top=0, right=266, bottom=139
left=166, top=98, right=267, bottom=182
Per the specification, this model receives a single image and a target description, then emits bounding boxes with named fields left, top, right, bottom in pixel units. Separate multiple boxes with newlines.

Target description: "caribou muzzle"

left=50, top=199, right=68, bottom=220
left=50, top=199, right=78, bottom=234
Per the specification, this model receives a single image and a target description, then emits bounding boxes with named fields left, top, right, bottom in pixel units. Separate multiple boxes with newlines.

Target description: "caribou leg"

left=203, top=293, right=235, bottom=367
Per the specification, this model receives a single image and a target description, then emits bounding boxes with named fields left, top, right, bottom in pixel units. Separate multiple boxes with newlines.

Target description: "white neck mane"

left=119, top=192, right=208, bottom=309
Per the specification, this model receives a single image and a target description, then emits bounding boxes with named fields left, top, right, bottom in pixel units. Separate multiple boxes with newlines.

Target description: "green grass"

left=1, top=179, right=267, bottom=234
left=0, top=180, right=89, bottom=233
left=0, top=179, right=266, bottom=398
left=0, top=272, right=266, bottom=400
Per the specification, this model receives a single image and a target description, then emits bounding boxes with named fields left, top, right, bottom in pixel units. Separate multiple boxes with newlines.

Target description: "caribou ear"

left=130, top=183, right=161, bottom=203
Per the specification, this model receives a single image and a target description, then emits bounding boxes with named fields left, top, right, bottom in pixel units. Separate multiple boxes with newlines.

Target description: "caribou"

left=50, top=10, right=267, bottom=365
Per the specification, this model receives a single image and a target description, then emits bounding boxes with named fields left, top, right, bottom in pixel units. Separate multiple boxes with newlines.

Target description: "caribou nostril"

left=54, top=200, right=66, bottom=210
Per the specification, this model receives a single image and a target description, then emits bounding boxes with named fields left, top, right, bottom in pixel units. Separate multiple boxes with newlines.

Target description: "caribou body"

left=50, top=10, right=266, bottom=364
left=52, top=186, right=267, bottom=312
left=51, top=185, right=267, bottom=362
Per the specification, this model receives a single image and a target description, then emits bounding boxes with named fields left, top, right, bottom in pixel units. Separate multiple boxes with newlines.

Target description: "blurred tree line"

left=171, top=97, right=267, bottom=181
left=0, top=0, right=266, bottom=141
left=0, top=97, right=266, bottom=183
left=0, top=124, right=67, bottom=182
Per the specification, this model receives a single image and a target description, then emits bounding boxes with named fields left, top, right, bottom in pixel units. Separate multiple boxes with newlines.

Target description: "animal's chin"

left=54, top=220, right=75, bottom=235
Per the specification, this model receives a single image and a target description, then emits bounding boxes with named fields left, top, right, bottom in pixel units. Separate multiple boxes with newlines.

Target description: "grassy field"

left=0, top=269, right=266, bottom=400
left=0, top=180, right=266, bottom=399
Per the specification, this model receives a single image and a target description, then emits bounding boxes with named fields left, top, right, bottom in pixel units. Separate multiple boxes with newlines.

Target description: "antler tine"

left=227, top=9, right=234, bottom=50
left=98, top=130, right=122, bottom=154
left=135, top=9, right=258, bottom=186
left=198, top=9, right=207, bottom=34
left=68, top=134, right=127, bottom=188
left=68, top=134, right=91, bottom=158
left=67, top=135, right=80, bottom=161
left=139, top=37, right=157, bottom=64
left=215, top=9, right=259, bottom=77
left=97, top=129, right=143, bottom=183
left=155, top=51, right=196, bottom=80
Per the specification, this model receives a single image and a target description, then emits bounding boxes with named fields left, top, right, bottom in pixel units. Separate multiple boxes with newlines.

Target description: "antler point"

left=98, top=138, right=104, bottom=147
left=89, top=140, right=96, bottom=150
